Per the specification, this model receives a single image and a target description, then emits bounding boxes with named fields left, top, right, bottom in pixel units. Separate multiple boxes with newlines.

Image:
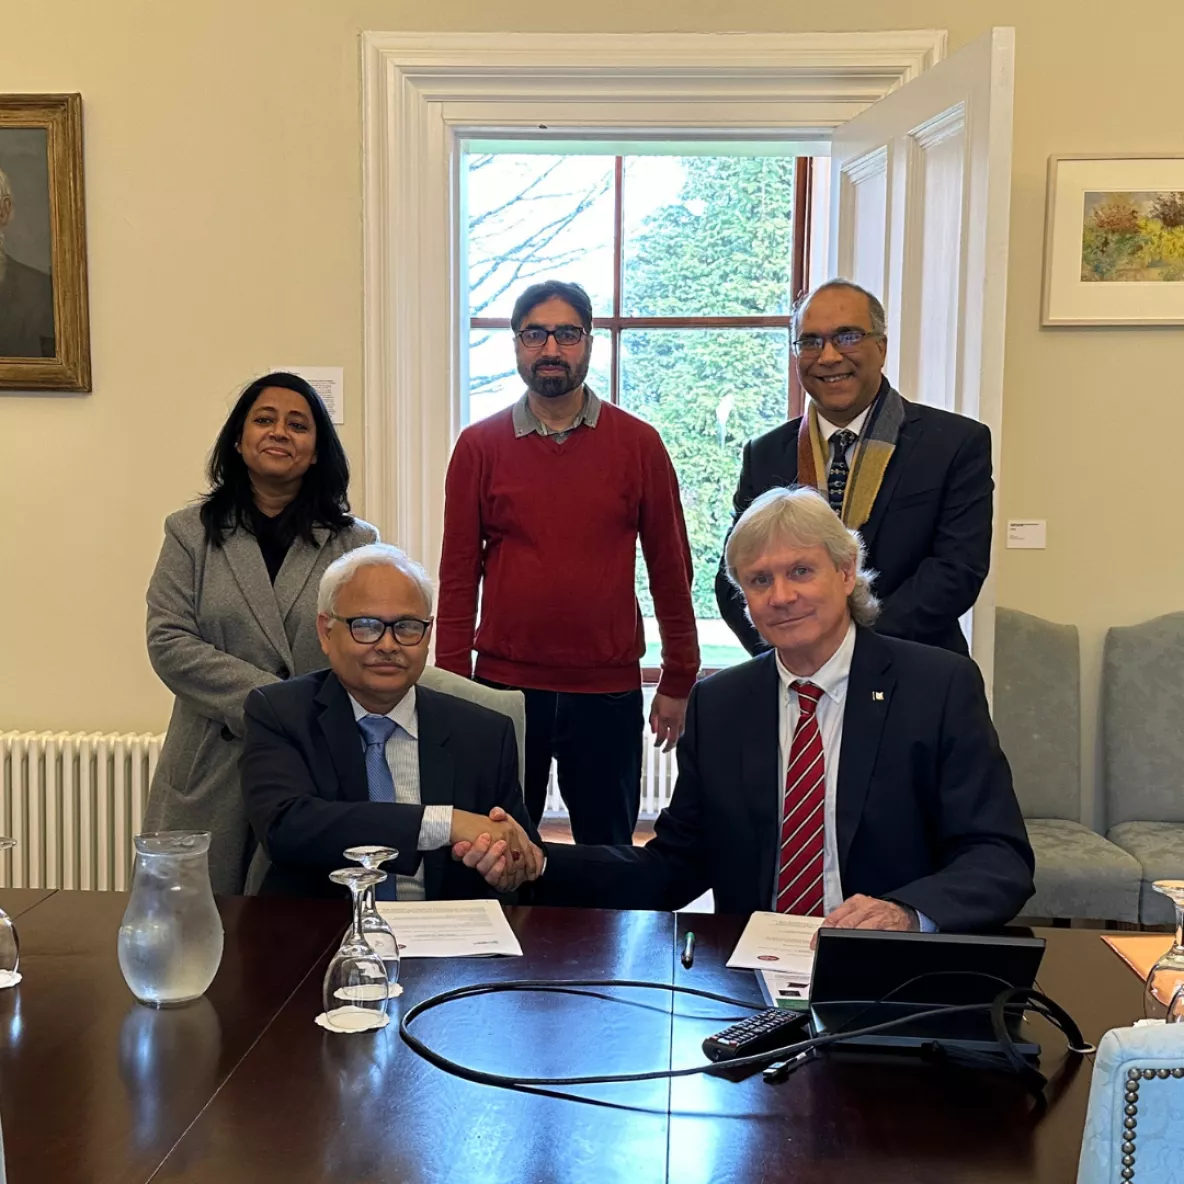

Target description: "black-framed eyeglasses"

left=792, top=329, right=883, bottom=356
left=330, top=614, right=432, bottom=646
left=515, top=325, right=588, bottom=350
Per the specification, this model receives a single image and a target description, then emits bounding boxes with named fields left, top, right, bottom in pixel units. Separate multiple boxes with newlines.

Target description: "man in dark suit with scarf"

left=715, top=279, right=992, bottom=656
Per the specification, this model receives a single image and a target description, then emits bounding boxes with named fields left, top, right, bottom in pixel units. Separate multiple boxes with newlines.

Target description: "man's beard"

left=519, top=353, right=590, bottom=399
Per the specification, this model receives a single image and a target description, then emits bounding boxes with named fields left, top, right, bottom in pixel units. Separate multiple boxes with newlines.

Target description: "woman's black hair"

left=199, top=371, right=353, bottom=546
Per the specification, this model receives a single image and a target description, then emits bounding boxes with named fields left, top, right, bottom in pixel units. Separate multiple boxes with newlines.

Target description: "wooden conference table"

left=0, top=889, right=1143, bottom=1184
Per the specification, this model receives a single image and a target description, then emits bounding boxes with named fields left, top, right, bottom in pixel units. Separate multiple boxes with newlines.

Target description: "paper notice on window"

left=726, top=910, right=823, bottom=980
left=375, top=898, right=523, bottom=958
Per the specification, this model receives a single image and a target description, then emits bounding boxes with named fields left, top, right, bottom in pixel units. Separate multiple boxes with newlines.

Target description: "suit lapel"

left=414, top=689, right=454, bottom=901
left=740, top=653, right=783, bottom=907
left=773, top=419, right=803, bottom=487
left=274, top=526, right=329, bottom=626
left=835, top=628, right=895, bottom=875
left=858, top=402, right=923, bottom=551
left=314, top=673, right=370, bottom=803
left=221, top=528, right=294, bottom=668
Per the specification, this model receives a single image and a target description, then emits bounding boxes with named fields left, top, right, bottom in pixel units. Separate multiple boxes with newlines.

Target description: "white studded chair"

left=1078, top=1023, right=1184, bottom=1183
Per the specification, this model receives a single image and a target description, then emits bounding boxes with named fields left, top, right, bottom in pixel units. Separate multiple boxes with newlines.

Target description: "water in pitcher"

left=118, top=832, right=224, bottom=1007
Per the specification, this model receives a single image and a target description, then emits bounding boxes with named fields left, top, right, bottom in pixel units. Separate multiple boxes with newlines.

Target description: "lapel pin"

left=872, top=691, right=885, bottom=701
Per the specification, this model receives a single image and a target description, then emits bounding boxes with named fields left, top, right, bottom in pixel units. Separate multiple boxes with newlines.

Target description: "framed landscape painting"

left=1043, top=155, right=1184, bottom=326
left=0, top=94, right=90, bottom=390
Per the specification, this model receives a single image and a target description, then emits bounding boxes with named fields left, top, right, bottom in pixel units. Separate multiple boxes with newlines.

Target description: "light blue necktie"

left=358, top=713, right=398, bottom=899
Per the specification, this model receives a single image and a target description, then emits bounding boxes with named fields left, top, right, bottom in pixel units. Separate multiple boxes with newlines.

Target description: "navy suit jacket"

left=715, top=396, right=993, bottom=655
left=241, top=669, right=536, bottom=899
left=540, top=628, right=1034, bottom=932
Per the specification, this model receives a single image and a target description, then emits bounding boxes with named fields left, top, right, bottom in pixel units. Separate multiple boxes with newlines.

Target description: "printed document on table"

left=726, top=910, right=822, bottom=980
left=756, top=968, right=812, bottom=1011
left=376, top=899, right=523, bottom=958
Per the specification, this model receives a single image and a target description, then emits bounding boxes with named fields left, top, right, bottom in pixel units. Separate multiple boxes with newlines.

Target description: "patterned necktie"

left=358, top=714, right=398, bottom=900
left=776, top=681, right=826, bottom=916
left=827, top=429, right=858, bottom=517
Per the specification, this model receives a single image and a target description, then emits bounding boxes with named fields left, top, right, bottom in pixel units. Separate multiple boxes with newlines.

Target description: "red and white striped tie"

left=776, top=680, right=826, bottom=916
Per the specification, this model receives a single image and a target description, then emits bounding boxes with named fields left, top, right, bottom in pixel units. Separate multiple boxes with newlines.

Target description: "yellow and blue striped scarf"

left=796, top=385, right=906, bottom=530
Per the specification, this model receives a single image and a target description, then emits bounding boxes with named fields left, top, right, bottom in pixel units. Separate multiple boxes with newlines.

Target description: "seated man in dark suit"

left=716, top=278, right=993, bottom=657
left=456, top=487, right=1033, bottom=933
left=242, top=543, right=539, bottom=898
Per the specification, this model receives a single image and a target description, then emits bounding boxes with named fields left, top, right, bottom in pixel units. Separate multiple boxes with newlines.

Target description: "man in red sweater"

left=436, top=280, right=700, bottom=844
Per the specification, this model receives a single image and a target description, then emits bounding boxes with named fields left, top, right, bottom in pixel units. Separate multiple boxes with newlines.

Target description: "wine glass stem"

left=347, top=882, right=367, bottom=944
left=1175, top=901, right=1184, bottom=954
left=363, top=883, right=377, bottom=913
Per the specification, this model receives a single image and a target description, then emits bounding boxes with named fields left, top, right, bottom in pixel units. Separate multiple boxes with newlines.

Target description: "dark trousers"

left=480, top=681, right=644, bottom=845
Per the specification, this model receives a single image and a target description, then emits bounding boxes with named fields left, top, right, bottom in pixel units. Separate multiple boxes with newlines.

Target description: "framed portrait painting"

left=1043, top=154, right=1184, bottom=326
left=0, top=94, right=90, bottom=390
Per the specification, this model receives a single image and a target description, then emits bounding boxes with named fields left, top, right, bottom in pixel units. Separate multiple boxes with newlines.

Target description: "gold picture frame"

left=0, top=94, right=90, bottom=390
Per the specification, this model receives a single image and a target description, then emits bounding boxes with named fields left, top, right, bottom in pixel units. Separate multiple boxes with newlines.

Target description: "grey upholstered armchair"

left=995, top=607, right=1140, bottom=923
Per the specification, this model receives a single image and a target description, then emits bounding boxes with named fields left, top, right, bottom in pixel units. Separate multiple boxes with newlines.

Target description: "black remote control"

left=702, top=1008, right=812, bottom=1062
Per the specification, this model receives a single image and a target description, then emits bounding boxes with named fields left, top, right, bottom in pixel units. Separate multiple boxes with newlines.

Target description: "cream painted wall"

left=2, top=1, right=1181, bottom=821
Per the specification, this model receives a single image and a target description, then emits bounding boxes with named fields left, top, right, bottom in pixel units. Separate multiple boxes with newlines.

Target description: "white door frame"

left=360, top=30, right=947, bottom=577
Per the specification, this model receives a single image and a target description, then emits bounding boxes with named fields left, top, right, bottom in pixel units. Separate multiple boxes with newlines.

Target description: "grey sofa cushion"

left=1107, top=821, right=1184, bottom=925
left=993, top=607, right=1080, bottom=820
left=1103, top=613, right=1184, bottom=826
left=1021, top=819, right=1142, bottom=922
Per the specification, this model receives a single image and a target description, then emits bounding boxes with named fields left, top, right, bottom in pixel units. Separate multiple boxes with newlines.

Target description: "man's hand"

left=649, top=693, right=688, bottom=753
left=810, top=895, right=917, bottom=947
left=451, top=807, right=543, bottom=891
left=450, top=807, right=529, bottom=865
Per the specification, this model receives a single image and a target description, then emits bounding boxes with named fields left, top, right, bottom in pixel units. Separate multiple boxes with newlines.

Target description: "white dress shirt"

left=817, top=404, right=872, bottom=465
left=774, top=622, right=935, bottom=930
left=349, top=687, right=454, bottom=902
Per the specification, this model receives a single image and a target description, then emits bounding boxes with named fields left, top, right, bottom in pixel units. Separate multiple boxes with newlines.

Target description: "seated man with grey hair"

left=242, top=542, right=540, bottom=899
left=457, top=487, right=1033, bottom=933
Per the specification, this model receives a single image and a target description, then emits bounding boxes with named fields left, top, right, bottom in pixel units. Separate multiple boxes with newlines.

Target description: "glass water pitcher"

left=117, top=831, right=224, bottom=1008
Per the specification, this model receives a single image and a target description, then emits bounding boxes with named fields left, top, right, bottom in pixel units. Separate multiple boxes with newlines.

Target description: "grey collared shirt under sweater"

left=512, top=387, right=602, bottom=444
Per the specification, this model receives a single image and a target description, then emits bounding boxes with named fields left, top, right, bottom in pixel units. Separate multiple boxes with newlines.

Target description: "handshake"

left=449, top=807, right=545, bottom=892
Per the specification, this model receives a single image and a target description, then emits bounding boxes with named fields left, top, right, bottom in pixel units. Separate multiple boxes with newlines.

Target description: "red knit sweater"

left=436, top=402, right=700, bottom=698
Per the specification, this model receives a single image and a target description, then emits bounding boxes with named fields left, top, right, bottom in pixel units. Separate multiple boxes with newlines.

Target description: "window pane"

left=622, top=157, right=796, bottom=317
left=621, top=328, right=789, bottom=668
left=468, top=328, right=612, bottom=426
left=466, top=154, right=616, bottom=320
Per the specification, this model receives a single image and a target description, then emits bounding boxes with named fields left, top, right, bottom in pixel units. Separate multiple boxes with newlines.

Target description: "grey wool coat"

left=144, top=503, right=378, bottom=894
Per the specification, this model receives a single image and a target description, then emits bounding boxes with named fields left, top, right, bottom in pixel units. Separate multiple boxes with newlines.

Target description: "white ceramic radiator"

left=0, top=732, right=161, bottom=891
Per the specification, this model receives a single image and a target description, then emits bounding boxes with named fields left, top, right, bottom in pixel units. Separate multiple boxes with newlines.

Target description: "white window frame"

left=360, top=30, right=947, bottom=577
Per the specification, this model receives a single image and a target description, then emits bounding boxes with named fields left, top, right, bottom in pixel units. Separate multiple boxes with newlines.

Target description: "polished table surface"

left=0, top=891, right=1147, bottom=1184
left=0, top=888, right=346, bottom=1184
left=0, top=887, right=57, bottom=920
left=668, top=915, right=1144, bottom=1184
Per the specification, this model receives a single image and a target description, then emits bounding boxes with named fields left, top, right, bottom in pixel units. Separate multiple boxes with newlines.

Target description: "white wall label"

left=1006, top=520, right=1047, bottom=550
left=273, top=365, right=344, bottom=424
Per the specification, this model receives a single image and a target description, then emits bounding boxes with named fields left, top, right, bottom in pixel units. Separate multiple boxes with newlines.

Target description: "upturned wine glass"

left=1144, top=880, right=1184, bottom=1021
left=343, top=845, right=401, bottom=988
left=0, top=837, right=18, bottom=988
left=322, top=868, right=390, bottom=1032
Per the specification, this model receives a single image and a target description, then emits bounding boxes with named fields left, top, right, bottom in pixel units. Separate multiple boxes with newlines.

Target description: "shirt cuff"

left=916, top=909, right=938, bottom=933
left=418, top=805, right=454, bottom=851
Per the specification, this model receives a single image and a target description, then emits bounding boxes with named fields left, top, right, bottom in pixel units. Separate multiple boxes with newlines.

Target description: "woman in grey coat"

left=145, top=372, right=377, bottom=894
